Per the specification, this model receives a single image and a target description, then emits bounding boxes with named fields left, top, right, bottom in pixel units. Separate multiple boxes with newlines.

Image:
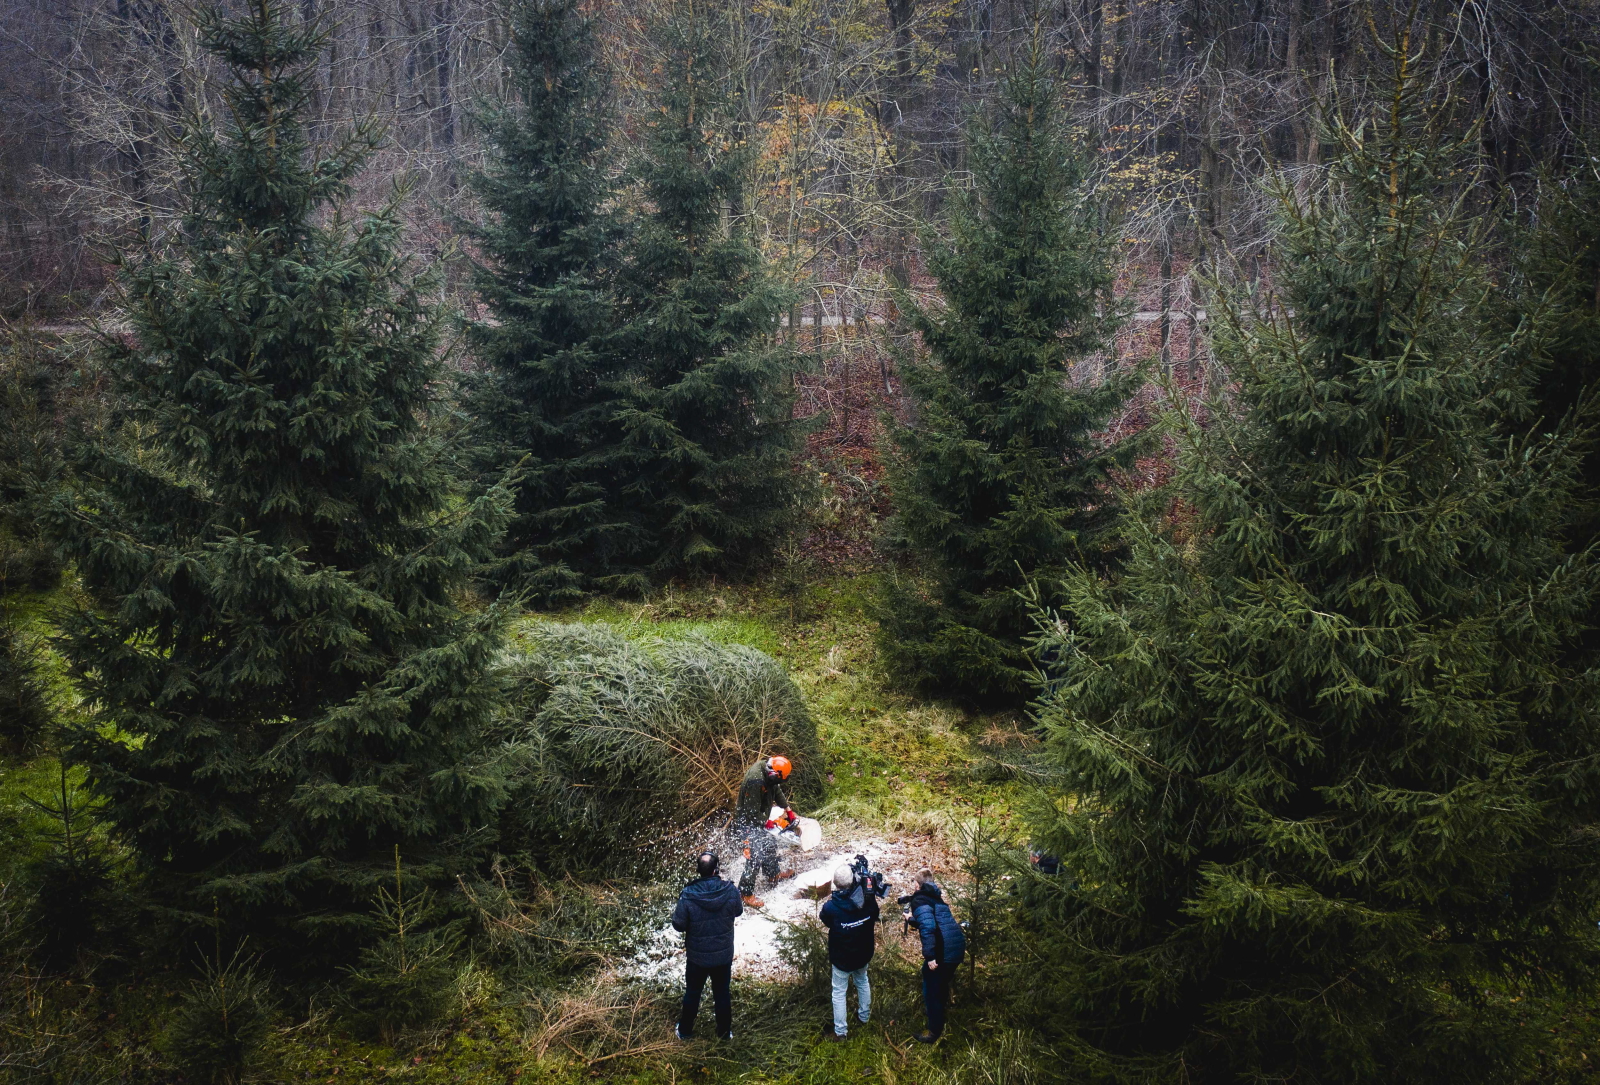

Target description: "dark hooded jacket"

left=819, top=879, right=879, bottom=972
left=907, top=881, right=965, bottom=966
left=671, top=875, right=744, bottom=967
left=732, top=758, right=790, bottom=831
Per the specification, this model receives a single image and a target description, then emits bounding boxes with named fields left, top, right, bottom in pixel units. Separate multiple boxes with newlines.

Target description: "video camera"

left=849, top=853, right=891, bottom=899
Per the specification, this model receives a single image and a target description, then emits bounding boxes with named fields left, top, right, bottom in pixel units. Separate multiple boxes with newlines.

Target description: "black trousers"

left=732, top=828, right=779, bottom=895
left=679, top=961, right=732, bottom=1038
left=922, top=962, right=953, bottom=1038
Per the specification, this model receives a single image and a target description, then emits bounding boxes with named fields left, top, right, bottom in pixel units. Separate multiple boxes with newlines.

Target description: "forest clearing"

left=4, top=0, right=1600, bottom=1082
left=2, top=576, right=1064, bottom=1083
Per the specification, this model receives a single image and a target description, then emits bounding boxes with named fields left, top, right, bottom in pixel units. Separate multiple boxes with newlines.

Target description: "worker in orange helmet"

left=728, top=755, right=800, bottom=907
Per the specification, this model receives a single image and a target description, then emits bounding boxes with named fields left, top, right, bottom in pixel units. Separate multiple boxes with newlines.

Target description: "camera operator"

left=817, top=862, right=880, bottom=1040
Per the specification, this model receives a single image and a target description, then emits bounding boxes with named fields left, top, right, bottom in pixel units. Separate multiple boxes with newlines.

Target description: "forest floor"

left=0, top=571, right=1052, bottom=1085
left=8, top=571, right=1596, bottom=1083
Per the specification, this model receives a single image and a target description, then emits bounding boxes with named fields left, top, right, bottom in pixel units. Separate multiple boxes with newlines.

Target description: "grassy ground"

left=0, top=572, right=1052, bottom=1085
left=6, top=574, right=1599, bottom=1083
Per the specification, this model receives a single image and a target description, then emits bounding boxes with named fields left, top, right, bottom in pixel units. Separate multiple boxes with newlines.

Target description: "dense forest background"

left=4, top=1, right=1600, bottom=1083
left=9, top=0, right=1598, bottom=543
left=8, top=0, right=1598, bottom=321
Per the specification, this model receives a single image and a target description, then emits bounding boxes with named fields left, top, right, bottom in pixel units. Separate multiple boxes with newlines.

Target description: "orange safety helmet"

left=766, top=755, right=793, bottom=780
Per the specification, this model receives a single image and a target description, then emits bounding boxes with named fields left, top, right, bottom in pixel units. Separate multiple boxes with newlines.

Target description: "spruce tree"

left=1025, top=49, right=1600, bottom=1084
left=879, top=40, right=1138, bottom=705
left=51, top=0, right=508, bottom=960
left=608, top=0, right=803, bottom=589
left=462, top=0, right=624, bottom=602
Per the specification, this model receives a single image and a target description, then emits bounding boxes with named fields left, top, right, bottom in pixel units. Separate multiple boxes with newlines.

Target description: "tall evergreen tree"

left=52, top=0, right=509, bottom=959
left=608, top=0, right=804, bottom=589
left=463, top=0, right=624, bottom=602
left=1025, top=46, right=1600, bottom=1084
left=878, top=39, right=1138, bottom=706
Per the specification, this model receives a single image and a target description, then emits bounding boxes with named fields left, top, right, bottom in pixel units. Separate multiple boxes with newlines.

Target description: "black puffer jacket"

left=907, top=882, right=966, bottom=966
left=819, top=881, right=879, bottom=972
left=671, top=875, right=744, bottom=967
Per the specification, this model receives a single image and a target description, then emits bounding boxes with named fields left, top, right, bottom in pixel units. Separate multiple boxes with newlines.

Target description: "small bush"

left=774, top=914, right=831, bottom=999
left=0, top=617, right=51, bottom=752
left=165, top=954, right=274, bottom=1085
left=20, top=766, right=112, bottom=970
left=25, top=848, right=112, bottom=970
left=495, top=623, right=824, bottom=870
left=339, top=865, right=464, bottom=1042
left=340, top=926, right=462, bottom=1042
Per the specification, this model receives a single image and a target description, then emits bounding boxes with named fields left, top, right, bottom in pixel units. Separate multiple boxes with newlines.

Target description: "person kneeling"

left=728, top=755, right=801, bottom=908
left=818, top=863, right=878, bottom=1040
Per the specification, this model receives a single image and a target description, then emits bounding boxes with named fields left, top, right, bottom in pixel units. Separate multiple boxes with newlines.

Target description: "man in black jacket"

left=670, top=851, right=744, bottom=1040
left=818, top=863, right=878, bottom=1040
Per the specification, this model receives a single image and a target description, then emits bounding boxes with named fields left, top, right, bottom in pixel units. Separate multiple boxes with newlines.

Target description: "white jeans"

left=830, top=965, right=871, bottom=1036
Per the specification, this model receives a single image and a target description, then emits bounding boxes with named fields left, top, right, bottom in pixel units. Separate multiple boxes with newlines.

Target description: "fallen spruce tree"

left=491, top=623, right=823, bottom=872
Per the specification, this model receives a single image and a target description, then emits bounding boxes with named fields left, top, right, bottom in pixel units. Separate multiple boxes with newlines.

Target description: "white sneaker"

left=675, top=1024, right=688, bottom=1040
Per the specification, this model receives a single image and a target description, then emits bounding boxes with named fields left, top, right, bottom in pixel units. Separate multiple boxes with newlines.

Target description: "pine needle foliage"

left=495, top=623, right=822, bottom=871
left=22, top=765, right=112, bottom=970
left=1516, top=155, right=1600, bottom=441
left=608, top=0, right=805, bottom=589
left=165, top=950, right=274, bottom=1085
left=0, top=614, right=51, bottom=753
left=0, top=330, right=68, bottom=593
left=339, top=848, right=464, bottom=1042
left=879, top=36, right=1139, bottom=707
left=1025, top=40, right=1600, bottom=1085
left=1507, top=154, right=1600, bottom=620
left=462, top=0, right=626, bottom=603
left=50, top=0, right=510, bottom=962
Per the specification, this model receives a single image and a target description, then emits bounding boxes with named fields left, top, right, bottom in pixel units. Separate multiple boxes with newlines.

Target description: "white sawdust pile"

left=624, top=829, right=927, bottom=983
